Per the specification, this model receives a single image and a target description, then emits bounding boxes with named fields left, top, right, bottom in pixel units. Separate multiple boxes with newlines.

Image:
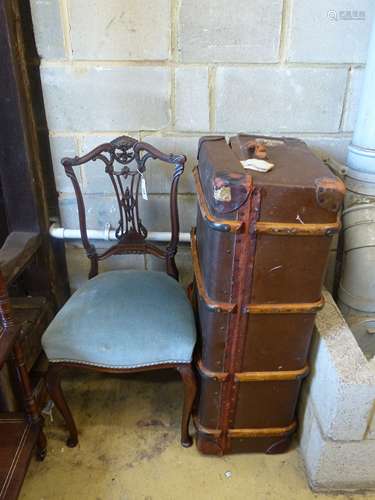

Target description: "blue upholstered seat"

left=42, top=271, right=196, bottom=368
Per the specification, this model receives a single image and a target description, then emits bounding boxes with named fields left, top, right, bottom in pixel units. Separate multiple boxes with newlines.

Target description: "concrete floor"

left=21, top=371, right=375, bottom=500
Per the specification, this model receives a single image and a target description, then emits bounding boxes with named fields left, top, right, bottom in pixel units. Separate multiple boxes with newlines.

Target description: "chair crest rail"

left=62, top=135, right=186, bottom=280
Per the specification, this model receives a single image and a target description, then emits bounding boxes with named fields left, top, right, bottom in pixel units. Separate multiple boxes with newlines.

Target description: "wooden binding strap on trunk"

left=197, top=359, right=310, bottom=382
left=194, top=418, right=297, bottom=439
left=193, top=167, right=341, bottom=237
left=191, top=229, right=325, bottom=315
left=256, top=220, right=341, bottom=237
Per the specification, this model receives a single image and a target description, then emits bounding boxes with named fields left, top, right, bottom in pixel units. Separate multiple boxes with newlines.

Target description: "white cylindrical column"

left=351, top=22, right=375, bottom=152
left=340, top=17, right=375, bottom=319
left=347, top=19, right=375, bottom=195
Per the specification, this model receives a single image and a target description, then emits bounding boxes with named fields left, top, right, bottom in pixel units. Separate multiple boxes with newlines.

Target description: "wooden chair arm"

left=0, top=270, right=16, bottom=369
left=0, top=231, right=41, bottom=367
left=0, top=231, right=41, bottom=284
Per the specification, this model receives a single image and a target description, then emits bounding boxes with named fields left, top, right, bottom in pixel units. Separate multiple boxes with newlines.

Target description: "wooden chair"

left=42, top=136, right=197, bottom=448
left=0, top=266, right=46, bottom=500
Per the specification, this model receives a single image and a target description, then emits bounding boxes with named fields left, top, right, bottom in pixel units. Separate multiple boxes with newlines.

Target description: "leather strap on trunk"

left=218, top=182, right=261, bottom=453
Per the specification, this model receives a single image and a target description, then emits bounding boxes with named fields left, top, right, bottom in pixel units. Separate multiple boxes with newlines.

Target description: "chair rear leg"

left=46, top=363, right=78, bottom=447
left=177, top=364, right=197, bottom=448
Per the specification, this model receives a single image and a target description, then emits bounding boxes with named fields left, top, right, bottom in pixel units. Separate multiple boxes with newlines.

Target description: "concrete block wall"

left=30, top=0, right=374, bottom=284
left=299, top=291, right=375, bottom=491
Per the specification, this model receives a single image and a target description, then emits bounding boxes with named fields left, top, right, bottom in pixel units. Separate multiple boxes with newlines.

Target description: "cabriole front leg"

left=46, top=363, right=78, bottom=447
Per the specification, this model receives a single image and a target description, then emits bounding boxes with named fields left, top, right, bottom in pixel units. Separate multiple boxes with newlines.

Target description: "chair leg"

left=177, top=364, right=197, bottom=448
left=36, top=428, right=47, bottom=461
left=46, top=363, right=78, bottom=448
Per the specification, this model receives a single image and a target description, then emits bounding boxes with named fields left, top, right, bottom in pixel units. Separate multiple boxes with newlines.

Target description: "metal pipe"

left=49, top=222, right=191, bottom=243
left=339, top=204, right=375, bottom=313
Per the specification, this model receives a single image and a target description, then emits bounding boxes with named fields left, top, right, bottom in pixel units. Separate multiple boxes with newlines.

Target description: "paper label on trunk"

left=241, top=159, right=274, bottom=172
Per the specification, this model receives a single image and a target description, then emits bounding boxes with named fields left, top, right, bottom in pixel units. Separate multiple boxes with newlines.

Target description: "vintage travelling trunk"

left=192, top=134, right=345, bottom=455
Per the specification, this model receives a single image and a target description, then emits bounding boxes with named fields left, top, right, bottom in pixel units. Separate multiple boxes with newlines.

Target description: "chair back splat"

left=62, top=136, right=186, bottom=280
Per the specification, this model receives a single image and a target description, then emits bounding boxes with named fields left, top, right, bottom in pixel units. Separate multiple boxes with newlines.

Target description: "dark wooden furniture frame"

left=0, top=0, right=69, bottom=305
left=0, top=249, right=46, bottom=500
left=0, top=0, right=69, bottom=415
left=46, top=136, right=197, bottom=448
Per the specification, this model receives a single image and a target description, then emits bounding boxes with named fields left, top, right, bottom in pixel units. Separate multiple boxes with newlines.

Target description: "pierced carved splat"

left=62, top=135, right=186, bottom=280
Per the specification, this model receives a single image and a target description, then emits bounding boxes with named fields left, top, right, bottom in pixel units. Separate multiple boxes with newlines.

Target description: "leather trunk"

left=192, top=134, right=345, bottom=455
